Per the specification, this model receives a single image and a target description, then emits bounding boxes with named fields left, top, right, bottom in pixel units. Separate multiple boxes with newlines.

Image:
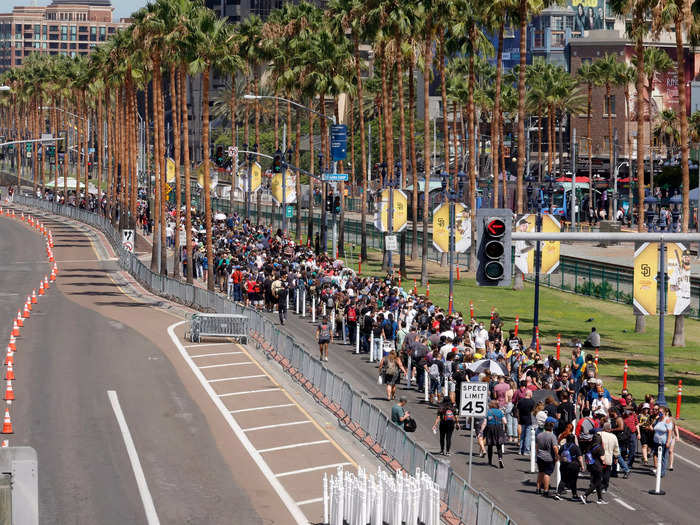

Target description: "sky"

left=27, top=1, right=149, bottom=21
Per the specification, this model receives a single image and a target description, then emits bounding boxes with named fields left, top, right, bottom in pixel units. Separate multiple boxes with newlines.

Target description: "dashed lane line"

left=614, top=498, right=636, bottom=511
left=199, top=362, right=253, bottom=369
left=276, top=463, right=351, bottom=478
left=675, top=453, right=700, bottom=469
left=243, top=421, right=312, bottom=432
left=167, top=320, right=308, bottom=524
left=230, top=404, right=296, bottom=414
left=218, top=388, right=281, bottom=398
left=184, top=343, right=232, bottom=348
left=208, top=375, right=266, bottom=382
left=258, top=440, right=330, bottom=453
left=191, top=351, right=243, bottom=358
left=107, top=390, right=160, bottom=525
left=296, top=498, right=324, bottom=506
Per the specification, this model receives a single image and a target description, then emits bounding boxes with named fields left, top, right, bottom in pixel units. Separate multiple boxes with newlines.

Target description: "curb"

left=678, top=426, right=700, bottom=448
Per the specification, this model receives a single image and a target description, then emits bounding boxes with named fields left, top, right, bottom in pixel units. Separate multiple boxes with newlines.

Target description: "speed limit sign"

left=460, top=383, right=488, bottom=417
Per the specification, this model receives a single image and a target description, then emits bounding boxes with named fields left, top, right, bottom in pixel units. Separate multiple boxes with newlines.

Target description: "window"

left=70, top=26, right=76, bottom=41
left=99, top=27, right=105, bottom=40
left=604, top=94, right=616, bottom=116
left=49, top=25, right=58, bottom=32
left=90, top=26, right=96, bottom=41
left=61, top=26, right=67, bottom=41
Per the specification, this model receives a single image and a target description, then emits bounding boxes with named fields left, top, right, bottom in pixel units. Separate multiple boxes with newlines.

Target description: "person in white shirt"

left=473, top=323, right=488, bottom=352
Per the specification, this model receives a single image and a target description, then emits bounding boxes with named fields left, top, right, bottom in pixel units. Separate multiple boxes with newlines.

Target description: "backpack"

left=559, top=403, right=572, bottom=426
left=386, top=358, right=398, bottom=376
left=443, top=408, right=456, bottom=422
left=560, top=443, right=573, bottom=463
left=429, top=363, right=440, bottom=380
left=579, top=418, right=595, bottom=442
left=347, top=307, right=357, bottom=322
left=486, top=409, right=500, bottom=426
left=403, top=417, right=417, bottom=432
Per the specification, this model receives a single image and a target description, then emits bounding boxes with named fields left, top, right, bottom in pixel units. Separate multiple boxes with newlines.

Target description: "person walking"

left=581, top=434, right=607, bottom=504
left=378, top=350, right=407, bottom=401
left=432, top=398, right=459, bottom=456
left=517, top=390, right=535, bottom=455
left=652, top=406, right=672, bottom=478
left=481, top=400, right=507, bottom=468
left=557, top=433, right=584, bottom=501
left=535, top=421, right=559, bottom=498
left=277, top=280, right=288, bottom=325
left=317, top=316, right=332, bottom=362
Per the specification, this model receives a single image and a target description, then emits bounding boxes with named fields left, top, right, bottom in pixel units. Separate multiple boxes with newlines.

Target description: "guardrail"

left=188, top=313, right=248, bottom=343
left=14, top=193, right=516, bottom=525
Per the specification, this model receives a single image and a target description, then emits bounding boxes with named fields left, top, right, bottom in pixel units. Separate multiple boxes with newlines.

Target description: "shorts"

left=537, top=458, right=555, bottom=475
left=383, top=373, right=398, bottom=385
left=448, top=379, right=456, bottom=394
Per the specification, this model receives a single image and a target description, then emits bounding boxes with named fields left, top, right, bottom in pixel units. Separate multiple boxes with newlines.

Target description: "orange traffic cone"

left=4, top=380, right=14, bottom=401
left=53, top=263, right=58, bottom=275
left=38, top=282, right=45, bottom=296
left=44, top=276, right=49, bottom=289
left=4, top=350, right=13, bottom=366
left=16, top=311, right=23, bottom=328
left=8, top=336, right=16, bottom=352
left=31, top=290, right=37, bottom=304
left=1, top=407, right=12, bottom=434
left=5, top=364, right=14, bottom=381
left=11, top=320, right=20, bottom=337
left=23, top=303, right=30, bottom=319
left=20, top=212, right=24, bottom=221
left=50, top=269, right=56, bottom=282
left=48, top=252, right=54, bottom=262
left=26, top=297, right=32, bottom=311
left=1, top=440, right=7, bottom=447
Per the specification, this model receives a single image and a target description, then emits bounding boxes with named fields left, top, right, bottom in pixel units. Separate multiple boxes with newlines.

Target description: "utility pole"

left=571, top=128, right=577, bottom=230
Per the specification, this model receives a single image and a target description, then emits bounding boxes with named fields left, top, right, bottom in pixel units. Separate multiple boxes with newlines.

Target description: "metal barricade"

left=188, top=313, right=248, bottom=343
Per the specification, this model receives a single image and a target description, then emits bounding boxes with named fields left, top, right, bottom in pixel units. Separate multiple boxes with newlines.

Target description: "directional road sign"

left=322, top=173, right=349, bottom=182
left=331, top=124, right=347, bottom=161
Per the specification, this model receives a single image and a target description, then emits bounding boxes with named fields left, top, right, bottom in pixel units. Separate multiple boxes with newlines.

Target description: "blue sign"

left=322, top=173, right=349, bottom=182
left=331, top=124, right=348, bottom=161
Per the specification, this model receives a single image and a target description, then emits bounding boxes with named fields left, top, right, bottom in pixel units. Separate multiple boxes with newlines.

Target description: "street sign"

left=286, top=205, right=294, bottom=218
left=432, top=202, right=471, bottom=253
left=459, top=383, right=488, bottom=417
left=121, top=229, right=134, bottom=253
left=385, top=235, right=398, bottom=251
left=227, top=146, right=238, bottom=158
left=322, top=173, right=349, bottom=182
left=374, top=189, right=408, bottom=232
left=331, top=124, right=348, bottom=161
left=514, top=214, right=561, bottom=275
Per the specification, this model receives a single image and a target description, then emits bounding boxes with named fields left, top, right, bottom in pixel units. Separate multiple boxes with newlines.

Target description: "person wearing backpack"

left=557, top=433, right=584, bottom=500
left=316, top=316, right=332, bottom=362
left=425, top=356, right=444, bottom=405
left=581, top=434, right=607, bottom=504
left=378, top=350, right=407, bottom=401
left=480, top=400, right=507, bottom=468
left=346, top=302, right=358, bottom=346
left=556, top=392, right=576, bottom=436
left=432, top=398, right=460, bottom=456
left=576, top=407, right=596, bottom=455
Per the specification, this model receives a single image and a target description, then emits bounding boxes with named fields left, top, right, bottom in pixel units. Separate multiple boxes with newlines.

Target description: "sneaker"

left=536, top=488, right=542, bottom=495
left=579, top=495, right=587, bottom=505
left=623, top=471, right=630, bottom=479
left=602, top=489, right=607, bottom=494
left=596, top=499, right=608, bottom=505
left=445, top=452, right=451, bottom=457
left=552, top=493, right=561, bottom=501
left=499, top=459, right=504, bottom=469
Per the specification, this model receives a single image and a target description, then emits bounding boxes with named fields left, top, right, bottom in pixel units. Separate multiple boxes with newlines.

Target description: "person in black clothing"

left=360, top=309, right=373, bottom=353
left=277, top=281, right=288, bottom=325
left=557, top=433, right=585, bottom=500
left=581, top=434, right=607, bottom=504
left=432, top=398, right=459, bottom=456
left=517, top=390, right=535, bottom=455
left=556, top=392, right=576, bottom=436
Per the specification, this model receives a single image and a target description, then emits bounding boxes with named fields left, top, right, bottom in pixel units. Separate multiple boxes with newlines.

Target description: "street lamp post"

left=613, top=161, right=629, bottom=219
left=528, top=176, right=554, bottom=349
left=439, top=170, right=467, bottom=315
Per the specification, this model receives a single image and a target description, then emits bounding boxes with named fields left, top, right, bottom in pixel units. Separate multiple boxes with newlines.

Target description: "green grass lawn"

left=343, top=246, right=700, bottom=433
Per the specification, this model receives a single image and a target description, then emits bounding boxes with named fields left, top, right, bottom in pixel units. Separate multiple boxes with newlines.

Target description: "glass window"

left=71, top=26, right=76, bottom=41
left=604, top=95, right=616, bottom=115
left=99, top=27, right=105, bottom=40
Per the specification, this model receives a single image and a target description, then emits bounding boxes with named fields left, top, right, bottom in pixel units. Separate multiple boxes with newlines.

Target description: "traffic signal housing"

left=333, top=195, right=341, bottom=214
left=272, top=151, right=283, bottom=174
left=476, top=208, right=512, bottom=287
left=325, top=193, right=333, bottom=213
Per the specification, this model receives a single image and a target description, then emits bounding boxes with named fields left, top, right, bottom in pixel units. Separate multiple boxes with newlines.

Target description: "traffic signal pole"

left=530, top=210, right=542, bottom=350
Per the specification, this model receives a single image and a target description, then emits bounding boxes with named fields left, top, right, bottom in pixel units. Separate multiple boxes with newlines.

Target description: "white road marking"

left=230, top=404, right=296, bottom=414
left=184, top=342, right=232, bottom=348
left=199, top=361, right=253, bottom=369
left=208, top=375, right=266, bottom=382
left=167, top=321, right=308, bottom=524
left=258, top=440, right=330, bottom=453
left=675, top=453, right=700, bottom=469
left=191, top=351, right=243, bottom=358
left=107, top=390, right=160, bottom=525
left=296, top=497, right=324, bottom=506
left=219, top=388, right=281, bottom=397
left=614, top=498, right=636, bottom=511
left=276, top=463, right=351, bottom=478
left=244, top=421, right=312, bottom=432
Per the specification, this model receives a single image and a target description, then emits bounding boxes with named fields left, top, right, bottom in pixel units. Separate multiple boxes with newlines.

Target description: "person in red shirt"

left=622, top=407, right=640, bottom=469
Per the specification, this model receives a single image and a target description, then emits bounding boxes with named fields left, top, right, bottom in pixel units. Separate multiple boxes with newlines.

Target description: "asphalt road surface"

left=259, top=303, right=700, bottom=525
left=0, top=209, right=298, bottom=524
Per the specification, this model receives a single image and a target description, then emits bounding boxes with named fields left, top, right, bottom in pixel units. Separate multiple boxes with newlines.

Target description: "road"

left=258, top=304, right=700, bottom=525
left=0, top=204, right=375, bottom=524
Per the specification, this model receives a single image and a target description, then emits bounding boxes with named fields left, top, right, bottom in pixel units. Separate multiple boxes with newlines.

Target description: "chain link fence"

left=15, top=193, right=516, bottom=525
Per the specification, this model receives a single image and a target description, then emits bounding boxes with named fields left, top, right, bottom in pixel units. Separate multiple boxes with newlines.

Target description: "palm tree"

left=577, top=61, right=597, bottom=208
left=614, top=62, right=636, bottom=223
left=610, top=0, right=654, bottom=232
left=593, top=53, right=621, bottom=218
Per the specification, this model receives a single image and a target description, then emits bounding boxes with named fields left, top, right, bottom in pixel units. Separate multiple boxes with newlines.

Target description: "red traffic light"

left=486, top=218, right=506, bottom=237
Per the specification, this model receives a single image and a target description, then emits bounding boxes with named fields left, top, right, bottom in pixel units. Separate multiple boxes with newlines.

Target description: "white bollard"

left=355, top=324, right=360, bottom=354
left=323, top=302, right=327, bottom=318
left=330, top=311, right=335, bottom=337
left=442, top=376, right=448, bottom=397
left=369, top=332, right=375, bottom=362
left=424, top=373, right=429, bottom=402
left=302, top=290, right=306, bottom=317
left=379, top=335, right=384, bottom=358
left=286, top=293, right=289, bottom=311
left=342, top=317, right=347, bottom=345
left=649, top=445, right=666, bottom=495
left=530, top=427, right=536, bottom=473
left=554, top=460, right=561, bottom=493
left=406, top=356, right=412, bottom=388
left=296, top=290, right=300, bottom=313
left=312, top=297, right=316, bottom=323
left=323, top=473, right=329, bottom=524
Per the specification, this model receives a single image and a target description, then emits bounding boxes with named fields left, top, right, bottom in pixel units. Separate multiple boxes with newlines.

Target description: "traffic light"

left=26, top=143, right=32, bottom=153
left=325, top=193, right=333, bottom=213
left=333, top=195, right=341, bottom=214
left=476, top=208, right=512, bottom=287
left=272, top=151, right=283, bottom=174
left=215, top=146, right=224, bottom=167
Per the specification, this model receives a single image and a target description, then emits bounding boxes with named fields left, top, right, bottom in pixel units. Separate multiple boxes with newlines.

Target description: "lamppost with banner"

left=438, top=170, right=468, bottom=315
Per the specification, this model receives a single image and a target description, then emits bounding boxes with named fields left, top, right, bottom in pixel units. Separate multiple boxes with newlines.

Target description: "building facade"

left=0, top=0, right=128, bottom=72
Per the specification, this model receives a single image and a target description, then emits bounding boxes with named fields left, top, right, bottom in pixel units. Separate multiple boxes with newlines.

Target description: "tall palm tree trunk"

left=493, top=24, right=504, bottom=207
left=254, top=77, right=261, bottom=225
left=607, top=83, right=614, bottom=219
left=421, top=37, right=433, bottom=286
left=587, top=82, right=593, bottom=208
left=439, top=36, right=449, bottom=178
left=158, top=69, right=167, bottom=275
left=409, top=55, right=418, bottom=260
left=180, top=66, right=194, bottom=284
left=151, top=76, right=161, bottom=271
left=516, top=1, right=528, bottom=213
left=170, top=66, right=181, bottom=278
left=229, top=79, right=237, bottom=215
left=354, top=34, right=368, bottom=261
left=635, top=40, right=645, bottom=232
left=203, top=65, right=214, bottom=291
left=467, top=52, right=477, bottom=270
left=307, top=108, right=315, bottom=244
left=295, top=107, right=302, bottom=241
